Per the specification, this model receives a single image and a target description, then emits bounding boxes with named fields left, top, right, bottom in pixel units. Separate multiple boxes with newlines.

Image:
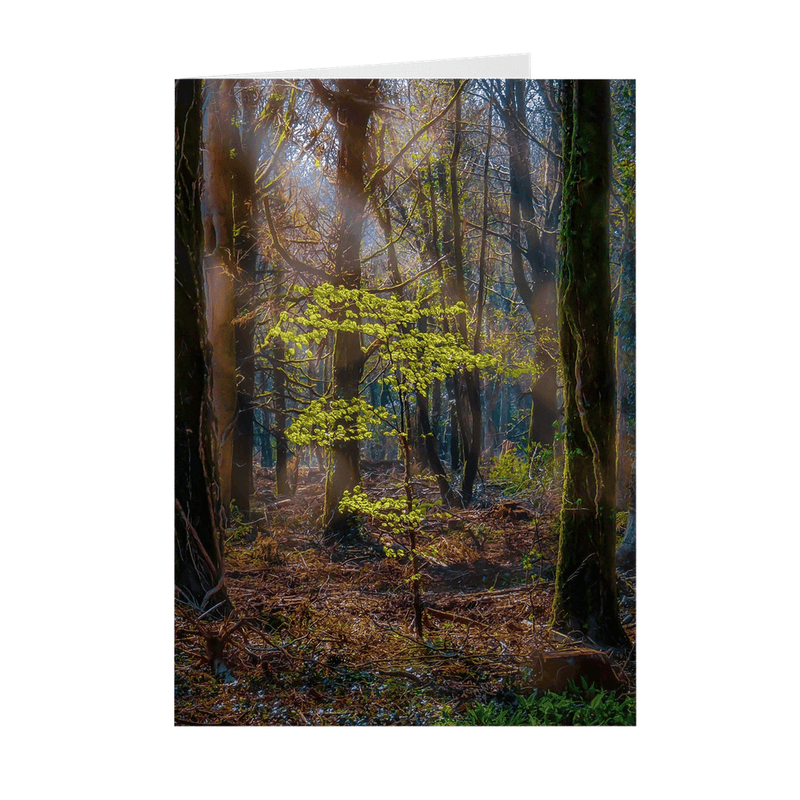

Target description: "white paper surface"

left=203, top=53, right=530, bottom=79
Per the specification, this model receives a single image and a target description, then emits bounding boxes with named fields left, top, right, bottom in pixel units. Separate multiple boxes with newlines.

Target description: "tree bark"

left=502, top=80, right=559, bottom=447
left=174, top=78, right=231, bottom=615
left=417, top=388, right=460, bottom=506
left=230, top=81, right=260, bottom=515
left=616, top=231, right=635, bottom=510
left=550, top=80, right=629, bottom=649
left=201, top=80, right=238, bottom=512
left=272, top=333, right=292, bottom=496
left=313, top=80, right=379, bottom=542
left=612, top=80, right=636, bottom=513
left=448, top=385, right=460, bottom=473
left=443, top=82, right=482, bottom=506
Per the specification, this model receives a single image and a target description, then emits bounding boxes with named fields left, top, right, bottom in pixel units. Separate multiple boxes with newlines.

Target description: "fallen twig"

left=427, top=607, right=487, bottom=630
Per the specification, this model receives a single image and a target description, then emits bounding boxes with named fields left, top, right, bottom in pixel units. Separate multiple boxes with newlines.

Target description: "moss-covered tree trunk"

left=550, top=80, right=629, bottom=649
left=175, top=79, right=231, bottom=615
left=312, top=80, right=379, bottom=542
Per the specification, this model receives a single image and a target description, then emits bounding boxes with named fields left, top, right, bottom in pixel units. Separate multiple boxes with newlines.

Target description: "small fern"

left=438, top=680, right=635, bottom=726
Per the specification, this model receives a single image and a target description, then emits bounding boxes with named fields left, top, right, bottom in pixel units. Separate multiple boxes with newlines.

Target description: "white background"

left=2, top=2, right=797, bottom=797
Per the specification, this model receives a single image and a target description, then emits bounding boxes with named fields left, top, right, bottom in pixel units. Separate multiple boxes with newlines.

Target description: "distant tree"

left=175, top=79, right=231, bottom=615
left=611, top=79, right=636, bottom=514
left=255, top=81, right=298, bottom=497
left=499, top=79, right=559, bottom=449
left=444, top=81, right=483, bottom=506
left=550, top=80, right=629, bottom=648
left=611, top=79, right=636, bottom=570
left=370, top=162, right=459, bottom=506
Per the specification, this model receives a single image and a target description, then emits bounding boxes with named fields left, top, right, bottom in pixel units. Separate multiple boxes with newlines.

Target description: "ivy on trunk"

left=550, top=80, right=629, bottom=649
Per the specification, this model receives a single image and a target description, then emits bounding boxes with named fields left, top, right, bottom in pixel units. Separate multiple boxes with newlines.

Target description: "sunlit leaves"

left=287, top=396, right=390, bottom=447
left=266, top=282, right=498, bottom=398
left=338, top=485, right=425, bottom=533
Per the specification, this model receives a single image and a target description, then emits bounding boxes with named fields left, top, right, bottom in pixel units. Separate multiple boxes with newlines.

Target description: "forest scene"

left=174, top=77, right=636, bottom=726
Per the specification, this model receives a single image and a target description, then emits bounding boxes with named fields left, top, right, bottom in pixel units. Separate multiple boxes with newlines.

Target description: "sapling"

left=265, top=283, right=497, bottom=639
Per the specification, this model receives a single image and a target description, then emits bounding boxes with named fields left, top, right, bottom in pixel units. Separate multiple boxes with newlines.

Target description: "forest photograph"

left=174, top=77, right=636, bottom=726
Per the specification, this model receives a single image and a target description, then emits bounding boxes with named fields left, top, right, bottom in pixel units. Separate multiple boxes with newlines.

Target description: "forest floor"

left=174, top=462, right=636, bottom=726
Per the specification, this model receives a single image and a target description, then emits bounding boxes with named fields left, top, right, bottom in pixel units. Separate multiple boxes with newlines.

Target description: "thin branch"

left=262, top=196, right=328, bottom=280
left=175, top=499, right=217, bottom=576
left=366, top=255, right=448, bottom=294
left=365, top=80, right=467, bottom=194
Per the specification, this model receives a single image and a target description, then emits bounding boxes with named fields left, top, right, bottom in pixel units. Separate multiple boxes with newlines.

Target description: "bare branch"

left=365, top=80, right=468, bottom=194
left=262, top=195, right=328, bottom=280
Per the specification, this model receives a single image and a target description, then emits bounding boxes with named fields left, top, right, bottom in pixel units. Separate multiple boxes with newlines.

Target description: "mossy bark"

left=550, top=80, right=629, bottom=648
left=174, top=79, right=231, bottom=615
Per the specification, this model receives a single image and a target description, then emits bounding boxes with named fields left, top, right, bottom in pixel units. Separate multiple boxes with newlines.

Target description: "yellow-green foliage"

left=265, top=283, right=497, bottom=392
left=489, top=450, right=533, bottom=495
left=287, top=397, right=390, bottom=447
left=615, top=511, right=629, bottom=547
left=338, top=485, right=425, bottom=534
left=490, top=446, right=555, bottom=496
left=263, top=283, right=499, bottom=451
left=225, top=502, right=254, bottom=544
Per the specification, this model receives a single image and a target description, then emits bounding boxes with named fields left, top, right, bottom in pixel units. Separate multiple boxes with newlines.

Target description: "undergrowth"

left=489, top=447, right=554, bottom=496
left=438, top=680, right=635, bottom=726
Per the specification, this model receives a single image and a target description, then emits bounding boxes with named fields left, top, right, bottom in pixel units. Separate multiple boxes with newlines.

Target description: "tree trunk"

left=550, top=80, right=629, bottom=649
left=499, top=379, right=509, bottom=442
left=398, top=424, right=424, bottom=641
left=432, top=377, right=442, bottom=453
left=414, top=315, right=457, bottom=504
left=484, top=377, right=500, bottom=453
left=502, top=79, right=559, bottom=447
left=448, top=387, right=461, bottom=473
left=201, top=80, right=238, bottom=512
left=616, top=505, right=636, bottom=571
left=259, top=392, right=273, bottom=468
left=174, top=78, right=231, bottom=615
left=272, top=334, right=292, bottom=496
left=444, top=82, right=481, bottom=506
left=616, top=233, right=636, bottom=511
left=417, top=389, right=460, bottom=506
left=230, top=81, right=260, bottom=515
left=613, top=80, right=636, bottom=513
left=313, top=80, right=379, bottom=542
